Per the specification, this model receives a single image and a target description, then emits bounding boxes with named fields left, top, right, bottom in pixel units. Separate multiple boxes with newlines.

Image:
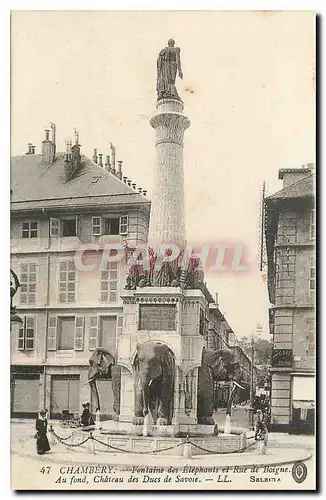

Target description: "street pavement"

left=10, top=415, right=316, bottom=490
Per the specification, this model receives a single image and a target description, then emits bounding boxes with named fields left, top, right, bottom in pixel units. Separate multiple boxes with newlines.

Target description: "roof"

left=10, top=153, right=150, bottom=211
left=266, top=174, right=314, bottom=202
left=278, top=167, right=312, bottom=180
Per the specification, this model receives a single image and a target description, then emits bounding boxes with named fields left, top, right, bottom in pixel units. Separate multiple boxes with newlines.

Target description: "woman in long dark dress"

left=81, top=402, right=95, bottom=426
left=35, top=410, right=51, bottom=455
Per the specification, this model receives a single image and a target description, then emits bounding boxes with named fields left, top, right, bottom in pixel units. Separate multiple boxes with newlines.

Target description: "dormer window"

left=22, top=221, right=38, bottom=238
left=62, top=218, right=77, bottom=237
left=50, top=217, right=79, bottom=238
left=92, top=215, right=128, bottom=236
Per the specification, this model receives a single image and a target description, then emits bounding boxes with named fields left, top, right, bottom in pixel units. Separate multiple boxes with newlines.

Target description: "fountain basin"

left=71, top=423, right=247, bottom=456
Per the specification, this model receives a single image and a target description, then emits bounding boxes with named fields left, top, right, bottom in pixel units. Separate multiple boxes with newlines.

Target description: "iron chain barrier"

left=49, top=425, right=255, bottom=455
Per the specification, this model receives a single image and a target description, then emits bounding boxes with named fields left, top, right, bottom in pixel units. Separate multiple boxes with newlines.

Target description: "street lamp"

left=10, top=269, right=23, bottom=326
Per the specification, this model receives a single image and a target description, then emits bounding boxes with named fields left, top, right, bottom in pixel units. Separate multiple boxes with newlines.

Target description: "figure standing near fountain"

left=156, top=38, right=183, bottom=100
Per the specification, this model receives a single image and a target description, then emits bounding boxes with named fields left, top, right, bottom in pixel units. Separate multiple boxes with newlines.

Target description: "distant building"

left=206, top=303, right=255, bottom=407
left=10, top=126, right=150, bottom=418
left=265, top=164, right=315, bottom=433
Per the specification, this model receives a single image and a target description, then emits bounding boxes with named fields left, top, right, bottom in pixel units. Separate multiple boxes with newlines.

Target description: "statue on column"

left=156, top=39, right=183, bottom=101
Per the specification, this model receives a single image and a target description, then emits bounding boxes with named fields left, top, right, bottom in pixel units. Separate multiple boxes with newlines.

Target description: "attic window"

left=22, top=221, right=38, bottom=239
left=91, top=215, right=128, bottom=236
left=62, top=219, right=77, bottom=237
left=91, top=176, right=101, bottom=184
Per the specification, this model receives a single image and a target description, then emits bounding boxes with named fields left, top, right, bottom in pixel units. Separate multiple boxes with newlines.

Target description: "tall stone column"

left=148, top=98, right=190, bottom=247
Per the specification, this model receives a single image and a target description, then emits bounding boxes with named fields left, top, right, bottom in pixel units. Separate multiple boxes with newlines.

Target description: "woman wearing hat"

left=81, top=402, right=95, bottom=427
left=35, top=410, right=51, bottom=455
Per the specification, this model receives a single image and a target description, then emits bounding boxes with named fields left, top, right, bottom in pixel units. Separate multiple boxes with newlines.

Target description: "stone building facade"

left=11, top=126, right=258, bottom=420
left=265, top=164, right=315, bottom=433
left=10, top=127, right=150, bottom=418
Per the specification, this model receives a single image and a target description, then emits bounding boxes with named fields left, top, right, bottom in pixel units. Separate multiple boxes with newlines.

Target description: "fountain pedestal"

left=118, top=286, right=207, bottom=430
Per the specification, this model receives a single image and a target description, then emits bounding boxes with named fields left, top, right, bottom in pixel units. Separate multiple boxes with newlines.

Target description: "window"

left=57, top=317, right=75, bottom=350
left=104, top=218, right=119, bottom=235
left=88, top=315, right=123, bottom=351
left=22, top=221, right=38, bottom=239
left=58, top=261, right=76, bottom=303
left=62, top=219, right=77, bottom=237
left=139, top=304, right=176, bottom=331
left=100, top=261, right=118, bottom=302
left=50, top=217, right=79, bottom=237
left=310, top=208, right=316, bottom=239
left=20, top=263, right=37, bottom=304
left=18, top=316, right=35, bottom=351
left=91, top=215, right=128, bottom=236
left=119, top=216, right=128, bottom=235
left=92, top=217, right=102, bottom=236
left=47, top=316, right=84, bottom=351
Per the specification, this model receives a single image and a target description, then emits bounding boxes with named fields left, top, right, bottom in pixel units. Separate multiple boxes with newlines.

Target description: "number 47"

left=40, top=467, right=51, bottom=474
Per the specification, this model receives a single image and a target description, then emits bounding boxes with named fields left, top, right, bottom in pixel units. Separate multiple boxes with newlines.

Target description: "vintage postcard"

left=10, top=10, right=316, bottom=491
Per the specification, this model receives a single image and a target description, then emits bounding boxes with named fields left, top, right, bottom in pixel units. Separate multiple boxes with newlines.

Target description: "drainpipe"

left=42, top=207, right=51, bottom=410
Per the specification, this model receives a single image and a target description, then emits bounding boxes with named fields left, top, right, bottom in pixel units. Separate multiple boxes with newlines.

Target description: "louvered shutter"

left=88, top=316, right=98, bottom=350
left=47, top=316, right=57, bottom=350
left=50, top=218, right=60, bottom=237
left=116, top=314, right=124, bottom=349
left=74, top=316, right=84, bottom=351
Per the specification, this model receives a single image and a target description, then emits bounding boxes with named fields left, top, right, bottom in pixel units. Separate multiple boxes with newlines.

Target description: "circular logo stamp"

left=292, top=461, right=308, bottom=484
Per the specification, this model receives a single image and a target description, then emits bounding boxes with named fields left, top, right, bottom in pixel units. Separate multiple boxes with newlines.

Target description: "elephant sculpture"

left=197, top=348, right=242, bottom=425
left=88, top=348, right=121, bottom=421
left=133, top=342, right=175, bottom=426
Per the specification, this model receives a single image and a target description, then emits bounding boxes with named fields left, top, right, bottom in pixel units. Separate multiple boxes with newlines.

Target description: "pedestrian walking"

left=35, top=409, right=51, bottom=455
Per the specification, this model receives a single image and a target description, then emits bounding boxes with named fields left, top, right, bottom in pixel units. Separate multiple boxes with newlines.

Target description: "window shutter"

left=92, top=216, right=102, bottom=236
left=18, top=317, right=25, bottom=351
left=88, top=316, right=98, bottom=350
left=47, top=316, right=57, bottom=351
left=75, top=316, right=84, bottom=351
left=50, top=218, right=60, bottom=237
left=75, top=215, right=80, bottom=237
left=116, top=314, right=124, bottom=349
left=119, top=215, right=128, bottom=235
left=25, top=316, right=35, bottom=350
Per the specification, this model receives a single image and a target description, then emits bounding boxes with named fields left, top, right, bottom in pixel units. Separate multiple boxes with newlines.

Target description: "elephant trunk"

left=89, top=379, right=100, bottom=412
left=142, top=386, right=150, bottom=417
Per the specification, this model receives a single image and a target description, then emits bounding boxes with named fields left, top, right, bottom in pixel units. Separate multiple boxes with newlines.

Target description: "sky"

left=10, top=10, right=315, bottom=340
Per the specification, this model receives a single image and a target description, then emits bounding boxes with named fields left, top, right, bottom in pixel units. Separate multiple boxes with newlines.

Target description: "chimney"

left=123, top=176, right=128, bottom=184
left=132, top=183, right=136, bottom=190
left=138, top=187, right=143, bottom=193
left=110, top=142, right=116, bottom=173
left=117, top=160, right=123, bottom=180
left=31, top=145, right=35, bottom=154
left=105, top=155, right=111, bottom=172
left=215, top=292, right=219, bottom=308
left=64, top=129, right=81, bottom=182
left=93, top=149, right=98, bottom=164
left=127, top=180, right=132, bottom=186
left=142, top=190, right=147, bottom=196
left=26, top=143, right=33, bottom=155
left=41, top=127, right=55, bottom=165
left=50, top=123, right=56, bottom=161
left=98, top=154, right=103, bottom=167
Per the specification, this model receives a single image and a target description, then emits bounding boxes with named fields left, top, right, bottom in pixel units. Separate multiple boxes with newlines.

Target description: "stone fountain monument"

left=83, top=40, right=248, bottom=455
